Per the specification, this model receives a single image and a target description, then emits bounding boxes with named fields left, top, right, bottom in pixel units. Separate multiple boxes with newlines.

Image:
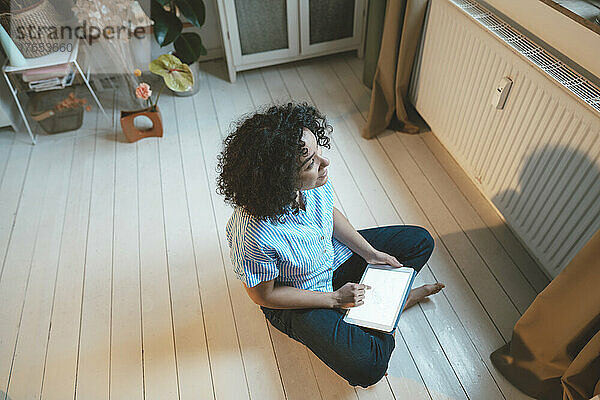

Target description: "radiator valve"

left=493, top=77, right=513, bottom=109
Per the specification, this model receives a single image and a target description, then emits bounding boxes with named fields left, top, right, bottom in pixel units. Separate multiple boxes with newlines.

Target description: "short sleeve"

left=233, top=257, right=279, bottom=288
left=228, top=219, right=279, bottom=288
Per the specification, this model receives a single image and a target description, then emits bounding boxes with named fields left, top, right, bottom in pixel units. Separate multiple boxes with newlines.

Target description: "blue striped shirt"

left=226, top=178, right=354, bottom=293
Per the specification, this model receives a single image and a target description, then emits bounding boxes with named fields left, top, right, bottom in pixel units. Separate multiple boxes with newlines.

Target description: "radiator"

left=409, top=0, right=600, bottom=278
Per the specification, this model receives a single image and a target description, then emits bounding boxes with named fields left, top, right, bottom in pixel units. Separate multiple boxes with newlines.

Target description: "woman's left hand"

left=364, top=249, right=403, bottom=268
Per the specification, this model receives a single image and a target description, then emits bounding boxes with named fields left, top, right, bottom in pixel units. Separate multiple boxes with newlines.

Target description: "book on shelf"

left=21, top=63, right=72, bottom=82
left=25, top=67, right=75, bottom=92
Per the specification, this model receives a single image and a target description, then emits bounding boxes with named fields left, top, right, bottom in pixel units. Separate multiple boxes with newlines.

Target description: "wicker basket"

left=0, top=0, right=64, bottom=58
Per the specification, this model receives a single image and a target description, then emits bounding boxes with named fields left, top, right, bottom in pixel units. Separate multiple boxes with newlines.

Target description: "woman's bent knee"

left=345, top=335, right=394, bottom=387
left=410, top=227, right=435, bottom=273
left=426, top=230, right=435, bottom=251
left=418, top=226, right=435, bottom=251
left=348, top=359, right=390, bottom=388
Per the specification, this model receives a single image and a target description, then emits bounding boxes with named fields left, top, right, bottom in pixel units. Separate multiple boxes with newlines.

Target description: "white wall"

left=482, top=0, right=600, bottom=79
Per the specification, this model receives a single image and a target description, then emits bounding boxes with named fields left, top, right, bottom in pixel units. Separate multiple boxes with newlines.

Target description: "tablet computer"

left=342, top=265, right=416, bottom=333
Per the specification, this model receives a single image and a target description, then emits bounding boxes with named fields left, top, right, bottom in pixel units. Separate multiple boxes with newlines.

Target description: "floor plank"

left=137, top=125, right=180, bottom=400
left=75, top=97, right=115, bottom=400
left=109, top=99, right=145, bottom=400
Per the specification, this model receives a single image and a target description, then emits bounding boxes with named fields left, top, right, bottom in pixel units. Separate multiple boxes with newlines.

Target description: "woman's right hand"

left=332, top=282, right=371, bottom=309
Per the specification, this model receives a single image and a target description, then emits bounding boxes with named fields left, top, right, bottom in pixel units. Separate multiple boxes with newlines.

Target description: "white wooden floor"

left=0, top=53, right=550, bottom=400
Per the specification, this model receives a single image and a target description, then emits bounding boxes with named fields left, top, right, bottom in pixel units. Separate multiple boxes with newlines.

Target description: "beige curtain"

left=491, top=229, right=600, bottom=400
left=362, top=0, right=428, bottom=139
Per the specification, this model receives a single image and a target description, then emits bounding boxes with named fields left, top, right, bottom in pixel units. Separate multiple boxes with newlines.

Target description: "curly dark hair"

left=216, top=102, right=332, bottom=224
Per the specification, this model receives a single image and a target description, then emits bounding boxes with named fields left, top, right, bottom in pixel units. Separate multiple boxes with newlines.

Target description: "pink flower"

left=135, top=83, right=152, bottom=100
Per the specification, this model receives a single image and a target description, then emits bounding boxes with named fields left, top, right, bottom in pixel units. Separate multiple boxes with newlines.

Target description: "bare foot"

left=403, top=283, right=445, bottom=310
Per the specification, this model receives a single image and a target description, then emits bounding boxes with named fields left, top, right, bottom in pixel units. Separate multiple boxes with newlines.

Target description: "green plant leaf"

left=149, top=54, right=194, bottom=92
left=175, top=0, right=206, bottom=27
left=151, top=0, right=182, bottom=47
left=174, top=32, right=207, bottom=64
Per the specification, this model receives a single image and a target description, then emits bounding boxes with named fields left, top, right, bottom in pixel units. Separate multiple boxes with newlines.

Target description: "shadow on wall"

left=490, top=143, right=600, bottom=276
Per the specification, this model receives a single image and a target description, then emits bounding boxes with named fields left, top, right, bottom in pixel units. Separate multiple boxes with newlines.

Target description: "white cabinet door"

left=299, top=0, right=365, bottom=56
left=223, top=0, right=299, bottom=68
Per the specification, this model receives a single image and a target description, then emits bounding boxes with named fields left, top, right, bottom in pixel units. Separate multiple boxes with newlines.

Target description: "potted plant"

left=150, top=0, right=206, bottom=96
left=120, top=54, right=193, bottom=143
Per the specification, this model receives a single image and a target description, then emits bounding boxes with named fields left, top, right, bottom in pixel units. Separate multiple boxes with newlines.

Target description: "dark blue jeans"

left=260, top=225, right=435, bottom=388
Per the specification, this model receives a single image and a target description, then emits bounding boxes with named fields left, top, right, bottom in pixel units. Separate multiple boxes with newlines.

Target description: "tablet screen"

left=345, top=267, right=412, bottom=327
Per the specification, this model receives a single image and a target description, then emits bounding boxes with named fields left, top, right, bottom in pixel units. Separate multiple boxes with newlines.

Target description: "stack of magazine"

left=21, top=63, right=75, bottom=92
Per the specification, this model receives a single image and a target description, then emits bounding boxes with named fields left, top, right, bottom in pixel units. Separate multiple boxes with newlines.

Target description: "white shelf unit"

left=216, top=0, right=367, bottom=82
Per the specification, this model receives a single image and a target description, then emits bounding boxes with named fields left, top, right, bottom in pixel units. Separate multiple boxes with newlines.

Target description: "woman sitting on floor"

left=216, top=102, right=444, bottom=388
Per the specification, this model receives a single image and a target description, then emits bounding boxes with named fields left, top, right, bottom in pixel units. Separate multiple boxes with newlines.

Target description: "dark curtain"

left=361, top=0, right=428, bottom=139
left=491, top=229, right=600, bottom=400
